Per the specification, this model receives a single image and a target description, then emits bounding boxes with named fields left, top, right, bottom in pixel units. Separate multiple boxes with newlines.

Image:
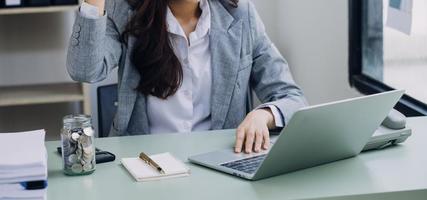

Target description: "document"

left=386, top=0, right=414, bottom=35
left=0, top=184, right=46, bottom=200
left=0, top=130, right=47, bottom=200
left=5, top=0, right=21, bottom=6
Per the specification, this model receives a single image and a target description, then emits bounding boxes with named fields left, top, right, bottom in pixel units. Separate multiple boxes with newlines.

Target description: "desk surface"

left=46, top=117, right=427, bottom=200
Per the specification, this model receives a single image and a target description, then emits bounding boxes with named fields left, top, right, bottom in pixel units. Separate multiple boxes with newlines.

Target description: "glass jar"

left=61, top=114, right=96, bottom=176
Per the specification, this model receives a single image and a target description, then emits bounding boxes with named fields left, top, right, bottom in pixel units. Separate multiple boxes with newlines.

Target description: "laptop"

left=188, top=90, right=405, bottom=181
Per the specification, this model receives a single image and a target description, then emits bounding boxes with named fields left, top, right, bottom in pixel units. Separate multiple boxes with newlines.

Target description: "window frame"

left=348, top=0, right=427, bottom=117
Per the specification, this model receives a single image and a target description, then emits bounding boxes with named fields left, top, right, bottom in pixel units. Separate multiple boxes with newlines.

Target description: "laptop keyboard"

left=220, top=154, right=267, bottom=174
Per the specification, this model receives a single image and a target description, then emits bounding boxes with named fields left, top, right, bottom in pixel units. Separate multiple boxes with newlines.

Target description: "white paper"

left=386, top=0, right=414, bottom=35
left=0, top=183, right=46, bottom=200
left=0, top=130, right=47, bottom=184
left=0, top=130, right=46, bottom=167
left=5, top=0, right=21, bottom=6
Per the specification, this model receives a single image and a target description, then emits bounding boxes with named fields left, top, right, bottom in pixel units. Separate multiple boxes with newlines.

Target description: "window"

left=349, top=0, right=427, bottom=116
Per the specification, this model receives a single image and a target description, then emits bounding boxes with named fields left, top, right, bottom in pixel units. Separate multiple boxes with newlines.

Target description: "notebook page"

left=121, top=152, right=189, bottom=181
left=150, top=153, right=189, bottom=174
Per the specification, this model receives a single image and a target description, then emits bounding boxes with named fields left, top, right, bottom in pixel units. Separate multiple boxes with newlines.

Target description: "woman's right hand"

left=85, top=0, right=105, bottom=16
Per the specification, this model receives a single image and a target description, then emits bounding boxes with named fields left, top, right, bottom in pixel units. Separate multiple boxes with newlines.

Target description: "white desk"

left=46, top=117, right=427, bottom=200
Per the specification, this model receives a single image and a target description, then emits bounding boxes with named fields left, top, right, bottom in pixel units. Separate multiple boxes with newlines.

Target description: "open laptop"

left=188, top=90, right=405, bottom=181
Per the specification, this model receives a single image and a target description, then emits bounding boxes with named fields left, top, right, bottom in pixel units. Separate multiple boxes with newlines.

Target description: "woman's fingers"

left=244, top=130, right=255, bottom=153
left=235, top=126, right=271, bottom=154
left=263, top=129, right=270, bottom=150
left=234, top=127, right=245, bottom=153
left=254, top=130, right=263, bottom=152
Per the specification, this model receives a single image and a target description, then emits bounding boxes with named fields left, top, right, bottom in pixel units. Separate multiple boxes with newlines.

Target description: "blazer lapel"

left=209, top=1, right=243, bottom=129
left=116, top=10, right=149, bottom=134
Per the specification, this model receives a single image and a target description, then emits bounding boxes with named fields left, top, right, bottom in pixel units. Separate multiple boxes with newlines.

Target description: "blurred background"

left=0, top=0, right=425, bottom=140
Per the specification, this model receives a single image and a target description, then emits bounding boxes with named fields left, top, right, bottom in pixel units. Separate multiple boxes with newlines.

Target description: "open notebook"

left=121, top=152, right=190, bottom=182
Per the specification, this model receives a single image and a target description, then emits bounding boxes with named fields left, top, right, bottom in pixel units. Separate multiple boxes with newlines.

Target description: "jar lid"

left=63, top=114, right=92, bottom=129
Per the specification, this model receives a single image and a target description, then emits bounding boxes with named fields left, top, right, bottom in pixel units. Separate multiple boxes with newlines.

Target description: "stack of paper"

left=0, top=130, right=48, bottom=200
left=122, top=152, right=190, bottom=182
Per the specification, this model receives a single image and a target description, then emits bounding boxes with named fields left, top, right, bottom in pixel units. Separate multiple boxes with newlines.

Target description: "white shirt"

left=80, top=1, right=283, bottom=134
left=147, top=0, right=213, bottom=133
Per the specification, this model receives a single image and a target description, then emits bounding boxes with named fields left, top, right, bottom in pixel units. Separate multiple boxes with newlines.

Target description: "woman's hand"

left=234, top=108, right=275, bottom=154
left=85, top=0, right=105, bottom=16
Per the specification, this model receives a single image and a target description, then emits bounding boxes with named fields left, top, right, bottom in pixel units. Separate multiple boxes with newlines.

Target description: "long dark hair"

left=123, top=0, right=239, bottom=99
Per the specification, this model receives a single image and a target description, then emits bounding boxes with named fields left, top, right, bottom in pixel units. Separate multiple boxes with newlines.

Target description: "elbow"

left=66, top=53, right=106, bottom=84
left=66, top=58, right=90, bottom=83
left=66, top=60, right=83, bottom=82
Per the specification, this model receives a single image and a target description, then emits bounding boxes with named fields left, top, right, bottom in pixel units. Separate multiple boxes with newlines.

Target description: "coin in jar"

left=71, top=132, right=80, bottom=141
left=76, top=146, right=83, bottom=160
left=61, top=139, right=71, bottom=155
left=68, top=154, right=78, bottom=163
left=82, top=152, right=94, bottom=163
left=83, top=163, right=93, bottom=172
left=71, top=163, right=83, bottom=174
left=64, top=145, right=77, bottom=157
left=79, top=135, right=92, bottom=148
left=82, top=144, right=94, bottom=154
left=83, top=127, right=94, bottom=137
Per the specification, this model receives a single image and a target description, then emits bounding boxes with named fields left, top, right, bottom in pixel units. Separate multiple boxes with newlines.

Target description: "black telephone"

left=362, top=109, right=412, bottom=151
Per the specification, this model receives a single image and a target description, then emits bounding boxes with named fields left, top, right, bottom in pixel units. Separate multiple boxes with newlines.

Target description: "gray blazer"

left=67, top=0, right=307, bottom=137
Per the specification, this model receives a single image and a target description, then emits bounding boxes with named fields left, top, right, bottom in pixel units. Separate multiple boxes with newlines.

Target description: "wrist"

left=255, top=108, right=275, bottom=129
left=84, top=0, right=104, bottom=16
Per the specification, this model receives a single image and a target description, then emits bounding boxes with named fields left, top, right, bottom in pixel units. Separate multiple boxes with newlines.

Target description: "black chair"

left=97, top=84, right=118, bottom=138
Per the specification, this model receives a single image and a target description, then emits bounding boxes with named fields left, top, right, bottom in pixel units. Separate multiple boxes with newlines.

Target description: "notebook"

left=121, top=152, right=190, bottom=182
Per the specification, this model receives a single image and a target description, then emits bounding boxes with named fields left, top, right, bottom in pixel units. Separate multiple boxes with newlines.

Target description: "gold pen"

left=139, top=152, right=165, bottom=174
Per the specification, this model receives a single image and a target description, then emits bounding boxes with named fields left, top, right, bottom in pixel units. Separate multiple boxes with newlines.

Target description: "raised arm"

left=66, top=0, right=122, bottom=83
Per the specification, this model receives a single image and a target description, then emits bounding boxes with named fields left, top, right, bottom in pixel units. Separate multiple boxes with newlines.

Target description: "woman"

left=67, top=0, right=307, bottom=154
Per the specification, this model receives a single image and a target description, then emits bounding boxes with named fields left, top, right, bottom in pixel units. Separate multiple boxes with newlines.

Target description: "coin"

left=83, top=144, right=94, bottom=154
left=76, top=146, right=82, bottom=160
left=68, top=154, right=77, bottom=163
left=62, top=139, right=71, bottom=155
left=71, top=132, right=80, bottom=141
left=71, top=164, right=83, bottom=174
left=83, top=127, right=94, bottom=137
left=82, top=151, right=94, bottom=163
left=83, top=163, right=93, bottom=172
left=79, top=135, right=92, bottom=148
left=63, top=140, right=77, bottom=157
left=83, top=156, right=94, bottom=164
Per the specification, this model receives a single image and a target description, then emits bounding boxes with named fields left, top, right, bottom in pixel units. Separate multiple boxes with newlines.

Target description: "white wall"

left=0, top=12, right=77, bottom=140
left=253, top=0, right=361, bottom=105
left=0, top=12, right=74, bottom=86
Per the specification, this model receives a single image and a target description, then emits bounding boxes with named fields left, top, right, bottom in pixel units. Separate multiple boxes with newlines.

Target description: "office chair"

left=97, top=84, right=118, bottom=138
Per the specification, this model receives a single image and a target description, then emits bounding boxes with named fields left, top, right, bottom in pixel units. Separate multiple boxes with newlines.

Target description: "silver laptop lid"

left=252, top=90, right=404, bottom=180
